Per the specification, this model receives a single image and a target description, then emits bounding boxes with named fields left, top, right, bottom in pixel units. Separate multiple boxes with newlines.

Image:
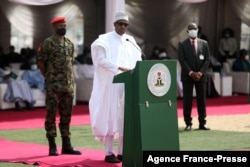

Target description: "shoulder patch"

left=37, top=44, right=42, bottom=52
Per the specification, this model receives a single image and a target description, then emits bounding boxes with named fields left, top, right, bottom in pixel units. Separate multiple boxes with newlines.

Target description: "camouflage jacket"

left=37, top=35, right=74, bottom=92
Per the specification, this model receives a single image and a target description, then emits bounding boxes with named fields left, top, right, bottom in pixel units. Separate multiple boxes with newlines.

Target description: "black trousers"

left=182, top=79, right=207, bottom=126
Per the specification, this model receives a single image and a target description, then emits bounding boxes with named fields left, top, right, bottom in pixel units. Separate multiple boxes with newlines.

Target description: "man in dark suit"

left=178, top=22, right=211, bottom=131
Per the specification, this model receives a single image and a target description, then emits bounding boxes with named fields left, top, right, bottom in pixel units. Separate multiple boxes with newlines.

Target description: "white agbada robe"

left=0, top=68, right=35, bottom=105
left=89, top=31, right=142, bottom=143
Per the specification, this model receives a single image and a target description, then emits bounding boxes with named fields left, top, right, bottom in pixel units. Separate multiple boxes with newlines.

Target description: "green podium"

left=113, top=60, right=179, bottom=167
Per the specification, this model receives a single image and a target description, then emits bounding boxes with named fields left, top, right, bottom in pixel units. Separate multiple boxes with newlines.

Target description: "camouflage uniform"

left=37, top=35, right=74, bottom=138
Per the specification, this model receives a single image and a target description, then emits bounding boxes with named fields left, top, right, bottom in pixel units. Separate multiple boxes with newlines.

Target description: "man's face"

left=53, top=22, right=67, bottom=36
left=54, top=22, right=66, bottom=30
left=187, top=23, right=198, bottom=39
left=188, top=23, right=198, bottom=31
left=114, top=20, right=129, bottom=35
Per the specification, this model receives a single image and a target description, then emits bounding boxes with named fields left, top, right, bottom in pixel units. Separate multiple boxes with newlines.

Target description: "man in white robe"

left=21, top=63, right=45, bottom=92
left=89, top=11, right=142, bottom=163
left=0, top=68, right=35, bottom=110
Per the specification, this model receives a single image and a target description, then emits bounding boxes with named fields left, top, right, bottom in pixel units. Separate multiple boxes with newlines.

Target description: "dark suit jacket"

left=178, top=38, right=210, bottom=82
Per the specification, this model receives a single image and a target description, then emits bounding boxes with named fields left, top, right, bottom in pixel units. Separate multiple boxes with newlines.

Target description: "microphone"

left=126, top=38, right=146, bottom=60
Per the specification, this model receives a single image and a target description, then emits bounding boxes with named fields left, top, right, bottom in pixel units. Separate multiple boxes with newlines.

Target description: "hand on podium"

left=119, top=66, right=131, bottom=72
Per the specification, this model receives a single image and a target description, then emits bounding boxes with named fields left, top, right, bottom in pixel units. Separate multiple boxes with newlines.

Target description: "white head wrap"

left=114, top=11, right=129, bottom=22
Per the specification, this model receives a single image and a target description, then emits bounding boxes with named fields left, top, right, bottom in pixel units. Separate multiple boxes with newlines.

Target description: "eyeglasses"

left=117, top=22, right=129, bottom=27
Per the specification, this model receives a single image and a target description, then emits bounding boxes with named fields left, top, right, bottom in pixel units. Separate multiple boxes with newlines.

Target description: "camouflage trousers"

left=45, top=89, right=74, bottom=138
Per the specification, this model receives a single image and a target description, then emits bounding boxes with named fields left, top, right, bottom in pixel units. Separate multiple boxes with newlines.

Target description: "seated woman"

left=0, top=68, right=35, bottom=110
left=232, top=49, right=250, bottom=72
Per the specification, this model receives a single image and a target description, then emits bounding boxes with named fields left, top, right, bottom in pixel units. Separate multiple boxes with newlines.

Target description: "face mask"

left=225, top=33, right=230, bottom=38
left=56, top=28, right=66, bottom=36
left=188, top=29, right=198, bottom=38
left=154, top=50, right=159, bottom=55
left=159, top=52, right=167, bottom=58
left=31, top=64, right=38, bottom=70
left=245, top=55, right=249, bottom=60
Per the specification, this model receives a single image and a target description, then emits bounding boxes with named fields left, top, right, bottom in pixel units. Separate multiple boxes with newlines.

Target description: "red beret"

left=50, top=17, right=66, bottom=25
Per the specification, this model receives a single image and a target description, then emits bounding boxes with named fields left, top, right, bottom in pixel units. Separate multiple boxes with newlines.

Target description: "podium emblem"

left=147, top=63, right=171, bottom=97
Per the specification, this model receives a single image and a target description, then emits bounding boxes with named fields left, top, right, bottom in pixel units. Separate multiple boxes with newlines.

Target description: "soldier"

left=37, top=16, right=81, bottom=156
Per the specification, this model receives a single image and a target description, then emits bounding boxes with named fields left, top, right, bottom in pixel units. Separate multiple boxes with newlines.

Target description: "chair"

left=72, top=65, right=93, bottom=102
left=223, top=58, right=250, bottom=94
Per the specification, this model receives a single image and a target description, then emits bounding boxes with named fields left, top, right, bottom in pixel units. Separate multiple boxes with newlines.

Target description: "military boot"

left=61, top=137, right=81, bottom=155
left=48, top=138, right=58, bottom=156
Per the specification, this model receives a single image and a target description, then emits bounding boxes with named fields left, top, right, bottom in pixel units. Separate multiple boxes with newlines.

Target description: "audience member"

left=148, top=46, right=160, bottom=60
left=158, top=48, right=170, bottom=60
left=206, top=74, right=219, bottom=98
left=20, top=48, right=37, bottom=70
left=6, top=45, right=22, bottom=64
left=20, top=53, right=36, bottom=70
left=232, top=49, right=250, bottom=72
left=219, top=28, right=237, bottom=62
left=198, top=25, right=208, bottom=41
left=19, top=48, right=28, bottom=63
left=75, top=46, right=91, bottom=64
left=209, top=55, right=222, bottom=73
left=0, top=68, right=35, bottom=110
left=21, top=59, right=45, bottom=92
left=76, top=55, right=94, bottom=79
left=0, top=46, right=8, bottom=69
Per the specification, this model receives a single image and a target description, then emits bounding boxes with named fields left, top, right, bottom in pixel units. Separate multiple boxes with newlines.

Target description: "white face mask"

left=188, top=29, right=198, bottom=38
left=31, top=64, right=38, bottom=70
left=245, top=55, right=249, bottom=60
left=159, top=52, right=167, bottom=58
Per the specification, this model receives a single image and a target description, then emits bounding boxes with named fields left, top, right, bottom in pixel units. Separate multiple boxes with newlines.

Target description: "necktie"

left=191, top=40, right=196, bottom=56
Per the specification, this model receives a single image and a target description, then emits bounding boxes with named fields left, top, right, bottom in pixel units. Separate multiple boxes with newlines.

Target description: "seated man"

left=21, top=61, right=45, bottom=92
left=0, top=68, right=35, bottom=110
left=232, top=49, right=250, bottom=72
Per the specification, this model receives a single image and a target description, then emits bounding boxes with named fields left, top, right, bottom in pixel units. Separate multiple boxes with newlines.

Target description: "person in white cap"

left=89, top=11, right=142, bottom=163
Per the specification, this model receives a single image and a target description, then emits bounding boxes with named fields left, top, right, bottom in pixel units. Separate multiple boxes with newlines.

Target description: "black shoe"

left=61, top=147, right=82, bottom=155
left=49, top=148, right=59, bottom=156
left=199, top=125, right=210, bottom=130
left=48, top=138, right=58, bottom=156
left=61, top=137, right=82, bottom=155
left=25, top=101, right=34, bottom=110
left=105, top=154, right=121, bottom=163
left=15, top=102, right=24, bottom=111
left=184, top=125, right=192, bottom=131
left=117, top=154, right=123, bottom=161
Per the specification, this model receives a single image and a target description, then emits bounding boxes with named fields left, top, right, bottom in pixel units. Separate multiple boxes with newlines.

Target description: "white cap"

left=114, top=11, right=129, bottom=22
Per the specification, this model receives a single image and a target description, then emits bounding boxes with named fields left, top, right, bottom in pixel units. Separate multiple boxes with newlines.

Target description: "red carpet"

left=0, top=95, right=250, bottom=166
left=0, top=95, right=250, bottom=130
left=0, top=105, right=91, bottom=130
left=0, top=138, right=121, bottom=167
left=177, top=95, right=250, bottom=117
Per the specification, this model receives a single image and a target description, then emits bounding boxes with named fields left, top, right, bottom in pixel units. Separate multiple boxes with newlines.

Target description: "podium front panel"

left=136, top=60, right=177, bottom=104
left=113, top=60, right=179, bottom=167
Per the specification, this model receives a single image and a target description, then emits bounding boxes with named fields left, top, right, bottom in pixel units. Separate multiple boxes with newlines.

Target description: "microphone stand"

left=126, top=38, right=146, bottom=60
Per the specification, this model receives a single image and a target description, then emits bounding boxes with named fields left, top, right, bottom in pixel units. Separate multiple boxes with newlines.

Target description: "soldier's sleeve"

left=70, top=40, right=75, bottom=64
left=37, top=40, right=49, bottom=77
left=37, top=40, right=48, bottom=62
